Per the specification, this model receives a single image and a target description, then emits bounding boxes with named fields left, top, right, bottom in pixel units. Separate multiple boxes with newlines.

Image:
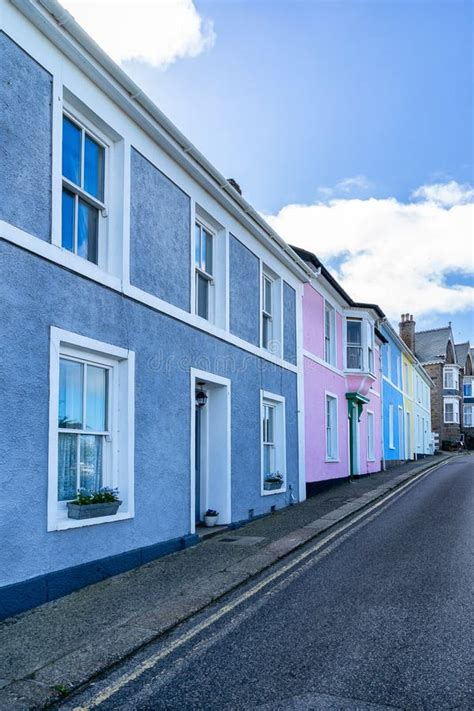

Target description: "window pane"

left=347, top=320, right=361, bottom=344
left=267, top=406, right=274, bottom=443
left=79, top=435, right=103, bottom=491
left=262, top=314, right=271, bottom=348
left=84, top=135, right=105, bottom=200
left=59, top=359, right=83, bottom=428
left=58, top=433, right=78, bottom=501
left=264, top=277, right=272, bottom=314
left=86, top=366, right=108, bottom=431
left=204, top=229, right=213, bottom=275
left=61, top=188, right=75, bottom=252
left=78, top=199, right=99, bottom=263
left=263, top=444, right=274, bottom=476
left=197, top=273, right=209, bottom=319
left=195, top=223, right=201, bottom=266
left=347, top=346, right=362, bottom=369
left=62, top=116, right=81, bottom=185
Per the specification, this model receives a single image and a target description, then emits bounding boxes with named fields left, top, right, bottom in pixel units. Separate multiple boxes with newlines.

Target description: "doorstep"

left=196, top=524, right=229, bottom=541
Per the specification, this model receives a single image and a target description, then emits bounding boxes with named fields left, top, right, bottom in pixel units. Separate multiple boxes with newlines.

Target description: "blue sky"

left=64, top=0, right=473, bottom=343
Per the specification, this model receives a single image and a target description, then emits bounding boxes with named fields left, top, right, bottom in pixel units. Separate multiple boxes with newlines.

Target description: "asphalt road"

left=61, top=457, right=473, bottom=711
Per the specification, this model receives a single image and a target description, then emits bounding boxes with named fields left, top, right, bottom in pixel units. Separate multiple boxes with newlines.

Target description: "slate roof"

left=454, top=342, right=472, bottom=367
left=415, top=327, right=452, bottom=364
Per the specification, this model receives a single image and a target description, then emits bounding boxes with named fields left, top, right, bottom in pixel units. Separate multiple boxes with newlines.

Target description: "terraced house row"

left=1, top=0, right=462, bottom=619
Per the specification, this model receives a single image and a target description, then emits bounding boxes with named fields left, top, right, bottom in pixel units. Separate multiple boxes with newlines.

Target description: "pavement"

left=61, top=454, right=473, bottom=710
left=0, top=453, right=459, bottom=710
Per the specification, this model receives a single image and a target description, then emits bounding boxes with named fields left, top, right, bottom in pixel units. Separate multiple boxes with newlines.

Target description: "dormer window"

left=346, top=319, right=363, bottom=369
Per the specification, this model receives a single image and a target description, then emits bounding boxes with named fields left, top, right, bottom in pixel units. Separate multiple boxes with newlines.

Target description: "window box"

left=67, top=500, right=122, bottom=520
left=263, top=478, right=284, bottom=491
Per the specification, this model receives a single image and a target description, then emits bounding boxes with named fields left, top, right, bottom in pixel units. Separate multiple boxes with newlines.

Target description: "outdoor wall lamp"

left=195, top=382, right=208, bottom=409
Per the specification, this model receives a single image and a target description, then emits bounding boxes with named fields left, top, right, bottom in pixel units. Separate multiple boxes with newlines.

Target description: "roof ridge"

left=415, top=326, right=450, bottom=334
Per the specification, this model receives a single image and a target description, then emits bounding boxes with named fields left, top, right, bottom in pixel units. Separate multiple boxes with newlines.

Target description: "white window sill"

left=325, top=458, right=340, bottom=463
left=53, top=510, right=133, bottom=531
left=367, top=458, right=376, bottom=462
left=262, top=486, right=287, bottom=496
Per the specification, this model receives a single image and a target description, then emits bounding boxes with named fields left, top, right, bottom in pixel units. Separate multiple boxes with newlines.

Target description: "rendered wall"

left=228, top=235, right=260, bottom=346
left=283, top=282, right=297, bottom=364
left=0, top=32, right=52, bottom=241
left=130, top=148, right=191, bottom=311
left=0, top=240, right=299, bottom=589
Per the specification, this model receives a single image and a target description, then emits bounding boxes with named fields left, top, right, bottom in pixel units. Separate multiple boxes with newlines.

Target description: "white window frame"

left=191, top=204, right=227, bottom=329
left=443, top=397, right=459, bottom=424
left=194, top=219, right=215, bottom=322
left=396, top=356, right=401, bottom=388
left=367, top=410, right=375, bottom=461
left=48, top=327, right=135, bottom=531
left=398, top=406, right=404, bottom=458
left=443, top=366, right=458, bottom=390
left=324, top=301, right=336, bottom=366
left=388, top=403, right=395, bottom=449
left=325, top=393, right=339, bottom=462
left=464, top=404, right=473, bottom=427
left=260, top=266, right=282, bottom=355
left=387, top=343, right=392, bottom=382
left=260, top=391, right=286, bottom=495
left=57, top=93, right=126, bottom=276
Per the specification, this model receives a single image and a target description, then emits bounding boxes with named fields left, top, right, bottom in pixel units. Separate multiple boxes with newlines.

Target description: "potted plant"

left=67, top=487, right=122, bottom=520
left=204, top=509, right=219, bottom=527
left=264, top=471, right=284, bottom=491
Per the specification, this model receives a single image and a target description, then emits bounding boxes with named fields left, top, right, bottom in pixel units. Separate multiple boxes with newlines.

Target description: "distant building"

left=402, top=320, right=463, bottom=448
left=455, top=343, right=474, bottom=447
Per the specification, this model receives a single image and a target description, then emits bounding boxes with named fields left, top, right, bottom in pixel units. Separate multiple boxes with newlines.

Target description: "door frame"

left=190, top=368, right=231, bottom=534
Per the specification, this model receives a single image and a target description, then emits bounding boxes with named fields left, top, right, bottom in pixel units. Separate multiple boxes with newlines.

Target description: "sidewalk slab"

left=0, top=454, right=454, bottom=709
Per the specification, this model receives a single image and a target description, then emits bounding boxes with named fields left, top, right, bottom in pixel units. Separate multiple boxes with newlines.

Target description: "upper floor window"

left=386, top=343, right=392, bottom=381
left=62, top=114, right=106, bottom=264
left=194, top=221, right=214, bottom=320
left=464, top=378, right=473, bottom=397
left=346, top=319, right=363, bottom=369
left=367, top=322, right=374, bottom=373
left=396, top=356, right=401, bottom=388
left=324, top=302, right=336, bottom=366
left=443, top=366, right=458, bottom=390
left=262, top=272, right=274, bottom=350
left=404, top=362, right=410, bottom=394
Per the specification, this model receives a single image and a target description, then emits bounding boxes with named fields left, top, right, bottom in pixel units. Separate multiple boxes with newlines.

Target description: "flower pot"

left=67, top=501, right=122, bottom=520
left=264, top=480, right=283, bottom=491
left=204, top=514, right=219, bottom=527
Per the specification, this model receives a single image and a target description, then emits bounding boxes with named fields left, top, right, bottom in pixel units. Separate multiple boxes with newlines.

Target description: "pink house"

left=293, top=248, right=385, bottom=496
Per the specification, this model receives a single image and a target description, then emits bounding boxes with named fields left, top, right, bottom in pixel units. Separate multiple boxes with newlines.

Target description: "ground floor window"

left=49, top=328, right=135, bottom=530
left=325, top=394, right=338, bottom=461
left=367, top=411, right=375, bottom=461
left=388, top=403, right=394, bottom=449
left=464, top=404, right=473, bottom=427
left=261, top=391, right=286, bottom=494
left=444, top=397, right=459, bottom=424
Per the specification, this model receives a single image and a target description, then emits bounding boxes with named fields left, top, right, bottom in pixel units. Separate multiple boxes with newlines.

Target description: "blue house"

left=0, top=1, right=311, bottom=618
left=380, top=322, right=405, bottom=466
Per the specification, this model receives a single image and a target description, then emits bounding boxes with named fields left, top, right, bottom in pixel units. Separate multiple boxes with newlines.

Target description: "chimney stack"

left=399, top=313, right=416, bottom=353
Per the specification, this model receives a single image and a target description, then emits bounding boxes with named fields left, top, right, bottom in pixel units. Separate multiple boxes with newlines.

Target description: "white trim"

left=296, top=288, right=306, bottom=502
left=324, top=391, right=339, bottom=463
left=303, top=349, right=345, bottom=377
left=367, top=409, right=375, bottom=461
left=382, top=373, right=404, bottom=396
left=323, top=299, right=337, bottom=368
left=260, top=390, right=287, bottom=496
left=190, top=368, right=231, bottom=534
left=48, top=327, right=135, bottom=531
left=0, top=225, right=298, bottom=373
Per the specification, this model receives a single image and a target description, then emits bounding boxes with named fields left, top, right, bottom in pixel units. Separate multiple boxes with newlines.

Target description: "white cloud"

left=61, top=0, right=216, bottom=68
left=317, top=174, right=374, bottom=199
left=264, top=181, right=474, bottom=322
left=412, top=180, right=474, bottom=207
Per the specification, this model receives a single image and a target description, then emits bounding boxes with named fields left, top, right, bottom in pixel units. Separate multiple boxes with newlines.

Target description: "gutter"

left=15, top=0, right=313, bottom=282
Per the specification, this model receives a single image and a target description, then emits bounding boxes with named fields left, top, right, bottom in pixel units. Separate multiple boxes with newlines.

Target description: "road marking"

left=71, top=460, right=447, bottom=710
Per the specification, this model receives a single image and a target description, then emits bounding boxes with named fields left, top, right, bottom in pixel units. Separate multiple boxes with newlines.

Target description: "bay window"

left=464, top=405, right=473, bottom=427
left=444, top=398, right=459, bottom=424
left=346, top=319, right=363, bottom=369
left=443, top=366, right=458, bottom=390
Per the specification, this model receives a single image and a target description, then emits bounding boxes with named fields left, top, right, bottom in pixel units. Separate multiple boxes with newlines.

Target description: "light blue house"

left=380, top=322, right=405, bottom=466
left=0, top=0, right=311, bottom=618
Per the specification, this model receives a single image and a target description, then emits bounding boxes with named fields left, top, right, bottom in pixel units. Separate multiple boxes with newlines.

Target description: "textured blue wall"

left=0, top=240, right=299, bottom=589
left=381, top=326, right=404, bottom=461
left=229, top=235, right=260, bottom=346
left=283, top=282, right=297, bottom=364
left=0, top=32, right=52, bottom=241
left=130, top=148, right=191, bottom=311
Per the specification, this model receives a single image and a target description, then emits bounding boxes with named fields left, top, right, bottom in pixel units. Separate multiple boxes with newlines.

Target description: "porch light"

left=195, top=383, right=208, bottom=409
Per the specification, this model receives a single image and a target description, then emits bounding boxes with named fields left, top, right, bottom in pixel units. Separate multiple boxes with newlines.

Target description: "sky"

left=62, top=0, right=473, bottom=343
